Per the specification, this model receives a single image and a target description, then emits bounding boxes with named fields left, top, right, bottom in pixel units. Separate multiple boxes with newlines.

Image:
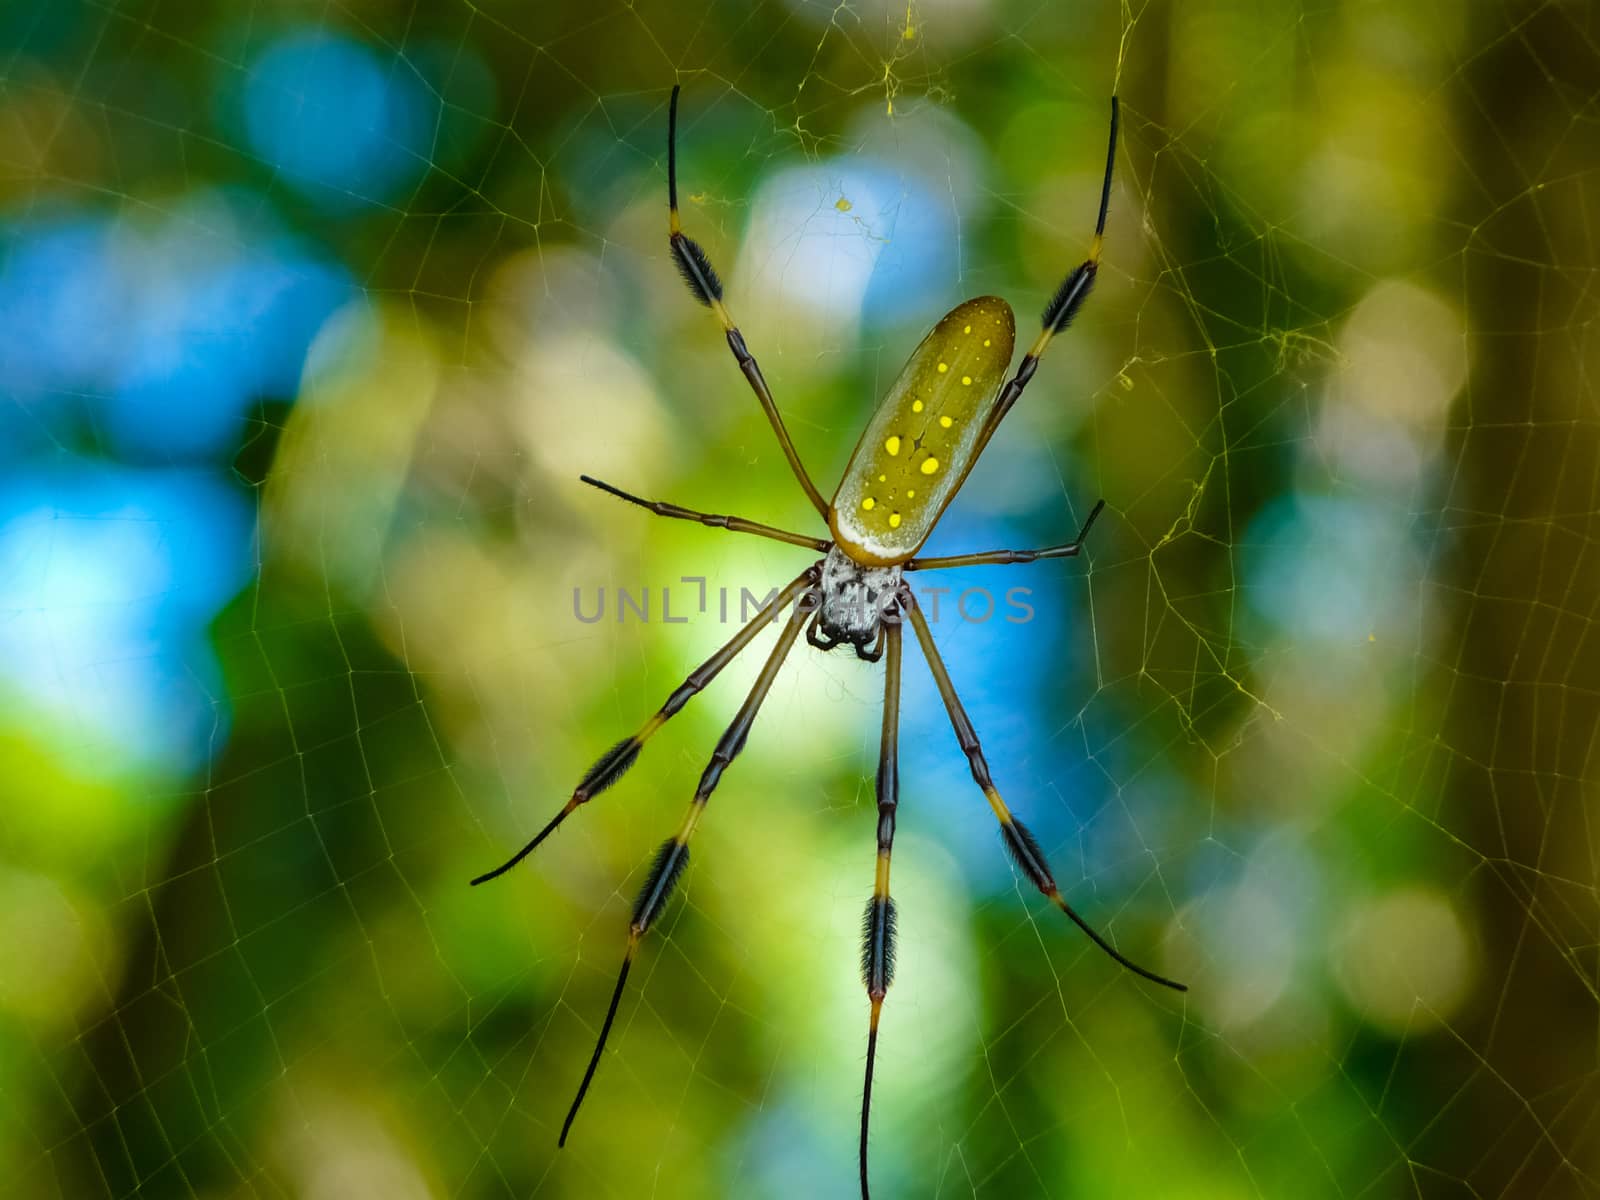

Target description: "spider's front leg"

left=857, top=603, right=903, bottom=1199
left=469, top=568, right=815, bottom=886
left=558, top=573, right=814, bottom=1146
left=902, top=589, right=1187, bottom=993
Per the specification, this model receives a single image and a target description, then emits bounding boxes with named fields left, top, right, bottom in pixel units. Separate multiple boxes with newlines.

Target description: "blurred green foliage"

left=3, top=1, right=1598, bottom=1197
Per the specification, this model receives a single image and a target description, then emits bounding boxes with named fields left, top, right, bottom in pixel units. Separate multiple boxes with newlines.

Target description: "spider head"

left=810, top=547, right=903, bottom=661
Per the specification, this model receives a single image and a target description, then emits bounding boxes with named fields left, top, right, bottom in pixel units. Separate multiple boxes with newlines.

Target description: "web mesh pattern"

left=2, top=1, right=1598, bottom=1197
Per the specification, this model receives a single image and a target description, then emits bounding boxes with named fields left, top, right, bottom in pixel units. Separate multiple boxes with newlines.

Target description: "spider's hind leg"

left=666, top=85, right=827, bottom=517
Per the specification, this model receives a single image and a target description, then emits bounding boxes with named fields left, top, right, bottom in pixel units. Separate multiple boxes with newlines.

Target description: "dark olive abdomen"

left=829, top=296, right=1016, bottom=565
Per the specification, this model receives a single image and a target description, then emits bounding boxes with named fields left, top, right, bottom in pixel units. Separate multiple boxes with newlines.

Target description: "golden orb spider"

left=472, top=85, right=1187, bottom=1198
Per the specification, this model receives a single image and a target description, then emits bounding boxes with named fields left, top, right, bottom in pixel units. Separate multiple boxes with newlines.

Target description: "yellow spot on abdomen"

left=937, top=362, right=948, bottom=373
left=963, top=324, right=971, bottom=333
left=912, top=399, right=924, bottom=412
left=983, top=338, right=991, bottom=347
left=961, top=375, right=972, bottom=386
left=920, top=457, right=940, bottom=475
left=906, top=489, right=916, bottom=498
left=939, top=415, right=953, bottom=428
left=862, top=497, right=875, bottom=511
left=889, top=512, right=902, bottom=529
left=884, top=436, right=901, bottom=456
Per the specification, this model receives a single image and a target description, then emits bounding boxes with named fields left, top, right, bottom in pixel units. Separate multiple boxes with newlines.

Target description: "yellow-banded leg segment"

left=902, top=499, right=1107, bottom=571
left=470, top=568, right=817, bottom=887
left=859, top=614, right=902, bottom=1200
left=558, top=585, right=813, bottom=1146
left=666, top=85, right=828, bottom=518
left=902, top=592, right=1186, bottom=993
left=970, top=97, right=1120, bottom=467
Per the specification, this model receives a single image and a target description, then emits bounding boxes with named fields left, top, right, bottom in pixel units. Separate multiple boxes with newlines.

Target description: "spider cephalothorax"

left=807, top=546, right=903, bottom=660
left=471, top=85, right=1185, bottom=1200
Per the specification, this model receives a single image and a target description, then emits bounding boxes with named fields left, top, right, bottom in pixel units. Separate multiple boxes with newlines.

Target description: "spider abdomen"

left=828, top=296, right=1017, bottom=566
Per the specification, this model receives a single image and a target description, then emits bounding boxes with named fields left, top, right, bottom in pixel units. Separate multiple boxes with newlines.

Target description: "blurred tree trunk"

left=1434, top=5, right=1600, bottom=1194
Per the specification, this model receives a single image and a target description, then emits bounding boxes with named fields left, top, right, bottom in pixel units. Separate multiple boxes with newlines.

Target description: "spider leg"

left=901, top=589, right=1186, bottom=992
left=558, top=584, right=812, bottom=1146
left=469, top=567, right=818, bottom=886
left=903, top=500, right=1105, bottom=571
left=667, top=85, right=829, bottom=519
left=581, top=474, right=829, bottom=551
left=969, top=98, right=1120, bottom=466
left=858, top=613, right=901, bottom=1200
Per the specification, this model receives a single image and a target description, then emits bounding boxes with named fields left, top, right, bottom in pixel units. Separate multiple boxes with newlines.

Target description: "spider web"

left=4, top=0, right=1598, bottom=1196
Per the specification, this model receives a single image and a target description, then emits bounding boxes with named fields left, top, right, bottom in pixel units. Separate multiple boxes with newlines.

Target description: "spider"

left=472, top=85, right=1187, bottom=1198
